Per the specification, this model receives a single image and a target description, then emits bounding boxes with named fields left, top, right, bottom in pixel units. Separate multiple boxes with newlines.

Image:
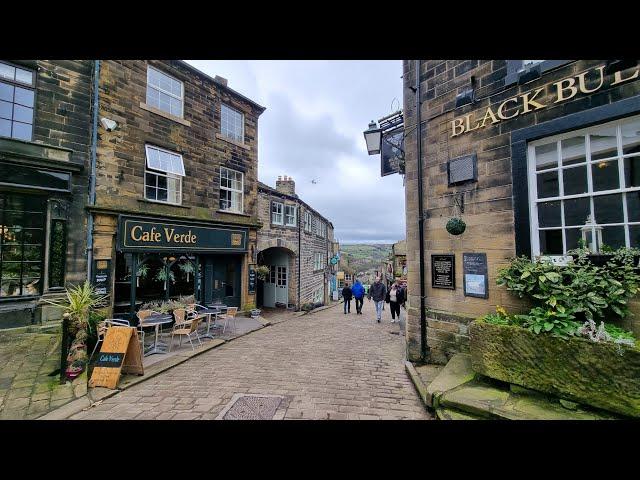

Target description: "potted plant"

left=256, top=265, right=270, bottom=281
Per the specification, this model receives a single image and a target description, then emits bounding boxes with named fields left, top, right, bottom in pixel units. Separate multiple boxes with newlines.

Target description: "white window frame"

left=304, top=211, right=312, bottom=232
left=284, top=205, right=297, bottom=227
left=528, top=114, right=640, bottom=256
left=146, top=65, right=184, bottom=118
left=144, top=145, right=184, bottom=205
left=271, top=202, right=284, bottom=225
left=221, top=104, right=245, bottom=144
left=219, top=167, right=244, bottom=213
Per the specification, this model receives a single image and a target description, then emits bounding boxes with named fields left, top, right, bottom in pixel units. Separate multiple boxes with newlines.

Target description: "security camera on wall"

left=100, top=117, right=117, bottom=132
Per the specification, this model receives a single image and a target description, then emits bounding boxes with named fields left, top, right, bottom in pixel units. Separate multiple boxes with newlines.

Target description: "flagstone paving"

left=71, top=300, right=430, bottom=420
left=0, top=330, right=77, bottom=419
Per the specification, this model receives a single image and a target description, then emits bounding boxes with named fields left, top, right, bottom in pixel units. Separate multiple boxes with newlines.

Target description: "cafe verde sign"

left=451, top=65, right=640, bottom=137
left=119, top=216, right=247, bottom=252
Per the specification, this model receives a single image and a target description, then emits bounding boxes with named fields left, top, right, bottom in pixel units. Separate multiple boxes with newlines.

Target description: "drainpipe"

left=415, top=59, right=429, bottom=362
left=86, top=60, right=100, bottom=281
left=298, top=209, right=302, bottom=309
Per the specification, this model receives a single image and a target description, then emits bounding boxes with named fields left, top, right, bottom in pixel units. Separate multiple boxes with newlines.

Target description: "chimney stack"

left=214, top=75, right=228, bottom=87
left=276, top=175, right=296, bottom=196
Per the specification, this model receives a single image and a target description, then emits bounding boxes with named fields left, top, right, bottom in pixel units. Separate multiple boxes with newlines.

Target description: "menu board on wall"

left=431, top=254, right=455, bottom=289
left=92, top=259, right=111, bottom=297
left=463, top=253, right=488, bottom=299
left=248, top=265, right=256, bottom=294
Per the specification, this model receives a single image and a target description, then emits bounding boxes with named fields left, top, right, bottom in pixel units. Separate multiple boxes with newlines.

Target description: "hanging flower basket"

left=446, top=217, right=466, bottom=236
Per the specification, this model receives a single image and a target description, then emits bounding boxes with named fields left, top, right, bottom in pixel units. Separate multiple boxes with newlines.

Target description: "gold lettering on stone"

left=578, top=66, right=605, bottom=94
left=611, top=67, right=640, bottom=86
left=521, top=88, right=545, bottom=112
left=497, top=97, right=520, bottom=120
left=478, top=106, right=499, bottom=128
left=554, top=77, right=578, bottom=103
left=451, top=118, right=465, bottom=137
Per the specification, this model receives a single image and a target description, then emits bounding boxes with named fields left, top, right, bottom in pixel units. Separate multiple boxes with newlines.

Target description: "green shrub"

left=496, top=247, right=640, bottom=322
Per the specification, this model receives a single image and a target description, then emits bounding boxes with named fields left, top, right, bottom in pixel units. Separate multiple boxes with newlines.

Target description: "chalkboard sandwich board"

left=89, top=326, right=144, bottom=389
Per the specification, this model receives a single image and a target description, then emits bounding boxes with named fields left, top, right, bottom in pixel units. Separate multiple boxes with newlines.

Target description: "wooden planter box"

left=469, top=321, right=640, bottom=418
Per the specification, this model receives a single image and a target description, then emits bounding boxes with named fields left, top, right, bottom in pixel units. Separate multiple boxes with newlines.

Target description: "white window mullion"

left=527, top=143, right=540, bottom=256
left=617, top=124, right=631, bottom=247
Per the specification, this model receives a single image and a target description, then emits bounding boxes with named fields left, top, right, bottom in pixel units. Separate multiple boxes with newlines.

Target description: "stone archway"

left=257, top=246, right=297, bottom=309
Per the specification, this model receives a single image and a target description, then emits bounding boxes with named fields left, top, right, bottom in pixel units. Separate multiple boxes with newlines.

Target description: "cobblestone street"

left=70, top=300, right=430, bottom=420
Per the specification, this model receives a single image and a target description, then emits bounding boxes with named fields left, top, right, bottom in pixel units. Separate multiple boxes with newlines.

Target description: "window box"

left=584, top=253, right=640, bottom=270
left=469, top=320, right=640, bottom=418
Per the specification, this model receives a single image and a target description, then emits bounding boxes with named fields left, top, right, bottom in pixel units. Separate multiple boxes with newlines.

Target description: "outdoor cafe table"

left=142, top=314, right=173, bottom=356
left=198, top=307, right=223, bottom=340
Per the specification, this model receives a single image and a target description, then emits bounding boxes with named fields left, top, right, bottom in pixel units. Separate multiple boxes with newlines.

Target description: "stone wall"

left=256, top=183, right=333, bottom=307
left=403, top=60, right=640, bottom=363
left=92, top=60, right=264, bottom=313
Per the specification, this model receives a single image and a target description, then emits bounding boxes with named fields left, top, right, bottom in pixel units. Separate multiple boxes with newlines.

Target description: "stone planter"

left=469, top=320, right=640, bottom=418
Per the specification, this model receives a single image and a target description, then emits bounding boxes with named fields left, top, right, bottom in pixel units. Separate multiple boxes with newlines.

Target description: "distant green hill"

left=341, top=244, right=392, bottom=272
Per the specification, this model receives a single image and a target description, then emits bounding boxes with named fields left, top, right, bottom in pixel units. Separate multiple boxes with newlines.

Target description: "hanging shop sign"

left=381, top=127, right=404, bottom=177
left=463, top=252, right=488, bottom=299
left=118, top=216, right=247, bottom=252
left=431, top=254, right=455, bottom=290
left=92, top=259, right=111, bottom=296
left=451, top=65, right=640, bottom=137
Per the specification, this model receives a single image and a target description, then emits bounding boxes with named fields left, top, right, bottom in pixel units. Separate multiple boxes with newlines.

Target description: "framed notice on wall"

left=463, top=253, right=488, bottom=299
left=248, top=265, right=256, bottom=294
left=92, top=259, right=111, bottom=297
left=431, top=254, right=455, bottom=289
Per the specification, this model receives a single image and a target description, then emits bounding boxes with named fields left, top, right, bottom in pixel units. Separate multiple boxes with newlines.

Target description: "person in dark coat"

left=342, top=282, right=353, bottom=314
left=367, top=276, right=387, bottom=323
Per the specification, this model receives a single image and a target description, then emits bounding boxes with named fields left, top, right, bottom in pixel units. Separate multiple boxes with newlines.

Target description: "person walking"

left=368, top=276, right=387, bottom=323
left=351, top=278, right=365, bottom=314
left=387, top=279, right=405, bottom=323
left=342, top=282, right=353, bottom=314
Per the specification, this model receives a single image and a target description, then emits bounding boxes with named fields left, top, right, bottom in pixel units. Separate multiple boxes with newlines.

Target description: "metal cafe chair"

left=218, top=307, right=238, bottom=335
left=136, top=309, right=159, bottom=349
left=88, top=318, right=131, bottom=364
left=169, top=314, right=203, bottom=351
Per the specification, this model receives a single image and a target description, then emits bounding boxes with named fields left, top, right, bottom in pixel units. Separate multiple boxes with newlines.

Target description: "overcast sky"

left=186, top=60, right=406, bottom=245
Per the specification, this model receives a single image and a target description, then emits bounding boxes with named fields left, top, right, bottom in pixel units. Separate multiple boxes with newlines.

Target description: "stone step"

left=435, top=406, right=479, bottom=420
left=439, top=380, right=622, bottom=420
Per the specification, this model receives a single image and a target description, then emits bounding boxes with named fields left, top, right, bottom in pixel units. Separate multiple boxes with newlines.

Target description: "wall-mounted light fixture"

left=363, top=120, right=382, bottom=155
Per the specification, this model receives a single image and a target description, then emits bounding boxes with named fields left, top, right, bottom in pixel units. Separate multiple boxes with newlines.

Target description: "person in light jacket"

left=367, top=276, right=387, bottom=323
left=387, top=279, right=405, bottom=323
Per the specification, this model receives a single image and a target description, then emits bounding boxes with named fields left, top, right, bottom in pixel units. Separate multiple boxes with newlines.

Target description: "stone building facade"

left=89, top=60, right=265, bottom=319
left=0, top=60, right=93, bottom=327
left=402, top=60, right=640, bottom=363
left=256, top=176, right=336, bottom=309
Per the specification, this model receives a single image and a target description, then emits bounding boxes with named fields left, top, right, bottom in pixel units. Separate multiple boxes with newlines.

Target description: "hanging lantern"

left=580, top=215, right=603, bottom=253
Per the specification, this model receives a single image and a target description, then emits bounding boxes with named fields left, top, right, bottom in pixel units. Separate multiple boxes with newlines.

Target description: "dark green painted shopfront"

left=112, top=215, right=248, bottom=320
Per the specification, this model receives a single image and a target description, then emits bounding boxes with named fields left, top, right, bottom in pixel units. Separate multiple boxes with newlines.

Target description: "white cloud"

left=185, top=60, right=406, bottom=244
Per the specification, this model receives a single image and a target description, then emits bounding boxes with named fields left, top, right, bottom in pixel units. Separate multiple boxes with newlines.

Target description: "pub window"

left=219, top=167, right=244, bottom=213
left=144, top=145, right=184, bottom=205
left=284, top=205, right=297, bottom=226
left=304, top=211, right=312, bottom=232
left=0, top=61, right=36, bottom=141
left=528, top=115, right=640, bottom=256
left=0, top=194, right=45, bottom=298
left=220, top=104, right=244, bottom=144
left=146, top=65, right=184, bottom=118
left=271, top=202, right=283, bottom=225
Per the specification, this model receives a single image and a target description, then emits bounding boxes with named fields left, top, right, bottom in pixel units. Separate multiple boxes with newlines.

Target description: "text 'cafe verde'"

left=109, top=216, right=248, bottom=320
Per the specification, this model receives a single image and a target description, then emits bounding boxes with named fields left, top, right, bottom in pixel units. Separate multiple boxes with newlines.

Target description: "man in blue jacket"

left=351, top=279, right=365, bottom=315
